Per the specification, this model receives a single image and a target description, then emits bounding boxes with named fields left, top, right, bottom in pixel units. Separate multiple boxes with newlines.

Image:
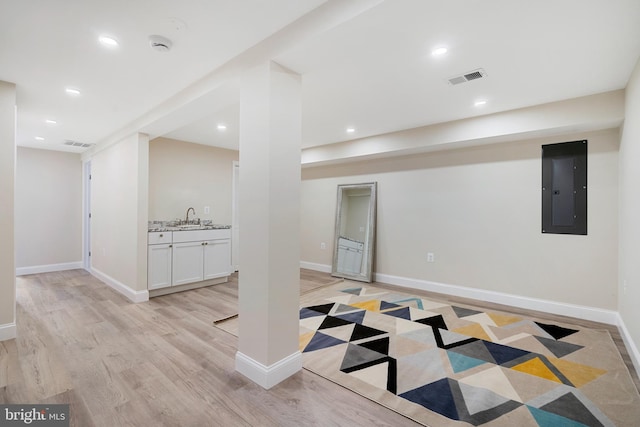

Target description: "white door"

left=148, top=244, right=172, bottom=290
left=172, top=241, right=204, bottom=286
left=203, top=239, right=231, bottom=280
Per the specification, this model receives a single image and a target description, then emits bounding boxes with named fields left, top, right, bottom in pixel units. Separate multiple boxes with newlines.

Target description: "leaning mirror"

left=331, top=182, right=377, bottom=282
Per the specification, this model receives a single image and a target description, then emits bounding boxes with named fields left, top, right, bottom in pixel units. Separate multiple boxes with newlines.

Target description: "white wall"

left=302, top=129, right=619, bottom=311
left=0, top=81, right=16, bottom=339
left=15, top=147, right=82, bottom=272
left=619, top=57, right=640, bottom=368
left=148, top=137, right=238, bottom=224
left=90, top=133, right=149, bottom=295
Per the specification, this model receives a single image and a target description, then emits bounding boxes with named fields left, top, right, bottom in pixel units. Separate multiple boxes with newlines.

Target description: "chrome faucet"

left=185, top=207, right=196, bottom=224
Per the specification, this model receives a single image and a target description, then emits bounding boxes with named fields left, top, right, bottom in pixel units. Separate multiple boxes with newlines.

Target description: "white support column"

left=0, top=81, right=16, bottom=341
left=235, top=61, right=302, bottom=389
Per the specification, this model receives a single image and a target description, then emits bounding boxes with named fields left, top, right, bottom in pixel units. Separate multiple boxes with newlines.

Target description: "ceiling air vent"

left=63, top=140, right=93, bottom=148
left=447, top=68, right=487, bottom=85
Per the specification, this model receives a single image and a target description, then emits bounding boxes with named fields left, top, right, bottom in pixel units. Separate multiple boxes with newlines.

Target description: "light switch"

left=204, top=206, right=210, bottom=214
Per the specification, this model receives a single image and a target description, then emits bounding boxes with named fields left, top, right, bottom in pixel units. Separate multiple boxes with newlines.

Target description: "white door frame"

left=82, top=160, right=92, bottom=271
left=231, top=160, right=239, bottom=271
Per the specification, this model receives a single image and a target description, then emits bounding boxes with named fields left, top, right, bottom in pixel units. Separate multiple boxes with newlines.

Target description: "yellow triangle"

left=453, top=323, right=492, bottom=341
left=512, top=357, right=562, bottom=383
left=549, top=357, right=606, bottom=387
left=488, top=312, right=523, bottom=327
left=299, top=331, right=315, bottom=351
left=350, top=299, right=381, bottom=312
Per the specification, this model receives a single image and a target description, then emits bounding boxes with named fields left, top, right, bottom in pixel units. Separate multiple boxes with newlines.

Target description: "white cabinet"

left=148, top=229, right=231, bottom=290
left=172, top=241, right=206, bottom=285
left=148, top=232, right=173, bottom=290
left=203, top=239, right=231, bottom=280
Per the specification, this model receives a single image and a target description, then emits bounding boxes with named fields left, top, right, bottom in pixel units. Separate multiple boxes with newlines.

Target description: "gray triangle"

left=459, top=382, right=511, bottom=415
left=334, top=303, right=359, bottom=314
left=449, top=340, right=496, bottom=364
left=452, top=306, right=483, bottom=318
left=440, top=329, right=476, bottom=346
left=340, top=343, right=387, bottom=373
left=541, top=392, right=604, bottom=427
left=534, top=336, right=583, bottom=358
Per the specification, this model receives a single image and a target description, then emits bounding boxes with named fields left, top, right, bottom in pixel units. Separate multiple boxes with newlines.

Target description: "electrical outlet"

left=320, top=242, right=326, bottom=250
left=204, top=206, right=210, bottom=214
left=623, top=280, right=628, bottom=295
left=427, top=252, right=435, bottom=262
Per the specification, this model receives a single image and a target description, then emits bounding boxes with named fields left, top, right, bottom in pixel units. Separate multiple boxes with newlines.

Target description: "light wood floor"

left=1, top=269, right=638, bottom=426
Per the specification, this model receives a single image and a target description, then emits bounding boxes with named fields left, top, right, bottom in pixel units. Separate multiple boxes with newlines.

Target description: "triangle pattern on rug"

left=512, top=357, right=563, bottom=384
left=350, top=299, right=381, bottom=312
left=459, top=366, right=522, bottom=403
left=359, top=336, right=390, bottom=355
left=527, top=405, right=591, bottom=427
left=334, top=303, right=360, bottom=314
left=303, top=331, right=346, bottom=352
left=382, top=306, right=411, bottom=320
left=318, top=315, right=353, bottom=330
left=483, top=340, right=531, bottom=365
left=535, top=336, right=584, bottom=358
left=299, top=307, right=326, bottom=319
left=348, top=360, right=389, bottom=390
left=350, top=323, right=387, bottom=342
left=320, top=324, right=356, bottom=342
left=540, top=392, right=605, bottom=427
left=458, top=381, right=514, bottom=415
left=304, top=303, right=335, bottom=315
left=340, top=343, right=388, bottom=373
left=341, top=287, right=362, bottom=295
left=452, top=306, right=483, bottom=318
left=380, top=300, right=402, bottom=310
left=447, top=351, right=486, bottom=373
left=400, top=378, right=460, bottom=421
left=440, top=329, right=480, bottom=347
left=534, top=322, right=578, bottom=340
left=335, top=310, right=366, bottom=325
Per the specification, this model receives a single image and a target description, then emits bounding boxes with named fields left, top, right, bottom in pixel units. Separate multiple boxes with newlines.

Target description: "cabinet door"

left=148, top=244, right=172, bottom=290
left=203, top=239, right=231, bottom=280
left=172, top=241, right=204, bottom=286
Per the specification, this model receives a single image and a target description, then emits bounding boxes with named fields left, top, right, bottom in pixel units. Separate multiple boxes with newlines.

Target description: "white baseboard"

left=90, top=267, right=149, bottom=303
left=0, top=322, right=16, bottom=341
left=300, top=261, right=332, bottom=273
left=16, top=261, right=83, bottom=276
left=235, top=350, right=302, bottom=389
left=617, top=314, right=640, bottom=376
left=373, top=272, right=620, bottom=326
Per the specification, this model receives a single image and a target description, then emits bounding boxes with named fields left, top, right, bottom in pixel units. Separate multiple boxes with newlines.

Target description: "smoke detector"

left=149, top=35, right=172, bottom=52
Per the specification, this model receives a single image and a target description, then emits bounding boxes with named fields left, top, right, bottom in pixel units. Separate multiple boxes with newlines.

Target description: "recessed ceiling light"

left=45, top=119, right=57, bottom=124
left=346, top=127, right=356, bottom=133
left=432, top=47, right=448, bottom=56
left=35, top=136, right=44, bottom=141
left=474, top=100, right=487, bottom=107
left=65, top=87, right=81, bottom=96
left=217, top=124, right=227, bottom=131
left=98, top=35, right=119, bottom=48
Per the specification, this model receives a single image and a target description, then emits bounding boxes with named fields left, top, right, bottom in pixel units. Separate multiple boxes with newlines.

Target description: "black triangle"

left=319, top=316, right=353, bottom=330
left=350, top=323, right=387, bottom=341
left=416, top=314, right=448, bottom=330
left=359, top=337, right=390, bottom=355
left=305, top=303, right=335, bottom=315
left=535, top=322, right=578, bottom=340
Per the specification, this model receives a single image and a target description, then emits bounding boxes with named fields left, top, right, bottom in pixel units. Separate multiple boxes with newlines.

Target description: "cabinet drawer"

left=148, top=231, right=172, bottom=244
left=172, top=229, right=231, bottom=243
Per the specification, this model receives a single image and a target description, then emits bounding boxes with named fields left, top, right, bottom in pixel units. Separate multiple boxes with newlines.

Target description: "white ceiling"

left=2, top=0, right=640, bottom=154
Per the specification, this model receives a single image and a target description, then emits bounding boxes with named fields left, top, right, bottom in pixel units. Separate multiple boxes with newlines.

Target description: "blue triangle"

left=336, top=310, right=366, bottom=325
left=380, top=300, right=402, bottom=310
left=399, top=378, right=459, bottom=421
left=300, top=307, right=326, bottom=319
left=383, top=307, right=411, bottom=320
left=447, top=351, right=486, bottom=373
left=342, top=288, right=362, bottom=295
left=527, top=406, right=588, bottom=427
left=303, top=332, right=346, bottom=353
left=483, top=341, right=531, bottom=365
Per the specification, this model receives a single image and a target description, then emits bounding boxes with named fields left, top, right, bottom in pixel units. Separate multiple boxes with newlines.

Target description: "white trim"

left=373, top=272, right=620, bottom=325
left=90, top=267, right=149, bottom=303
left=235, top=350, right=302, bottom=389
left=0, top=322, right=16, bottom=341
left=617, top=314, right=640, bottom=376
left=300, top=261, right=332, bottom=273
left=16, top=262, right=83, bottom=276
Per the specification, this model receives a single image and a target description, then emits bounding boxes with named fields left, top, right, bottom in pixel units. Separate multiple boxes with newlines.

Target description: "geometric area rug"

left=299, top=284, right=640, bottom=426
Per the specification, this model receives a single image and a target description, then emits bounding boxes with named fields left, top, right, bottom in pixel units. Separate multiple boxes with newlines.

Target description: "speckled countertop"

left=148, top=220, right=231, bottom=232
